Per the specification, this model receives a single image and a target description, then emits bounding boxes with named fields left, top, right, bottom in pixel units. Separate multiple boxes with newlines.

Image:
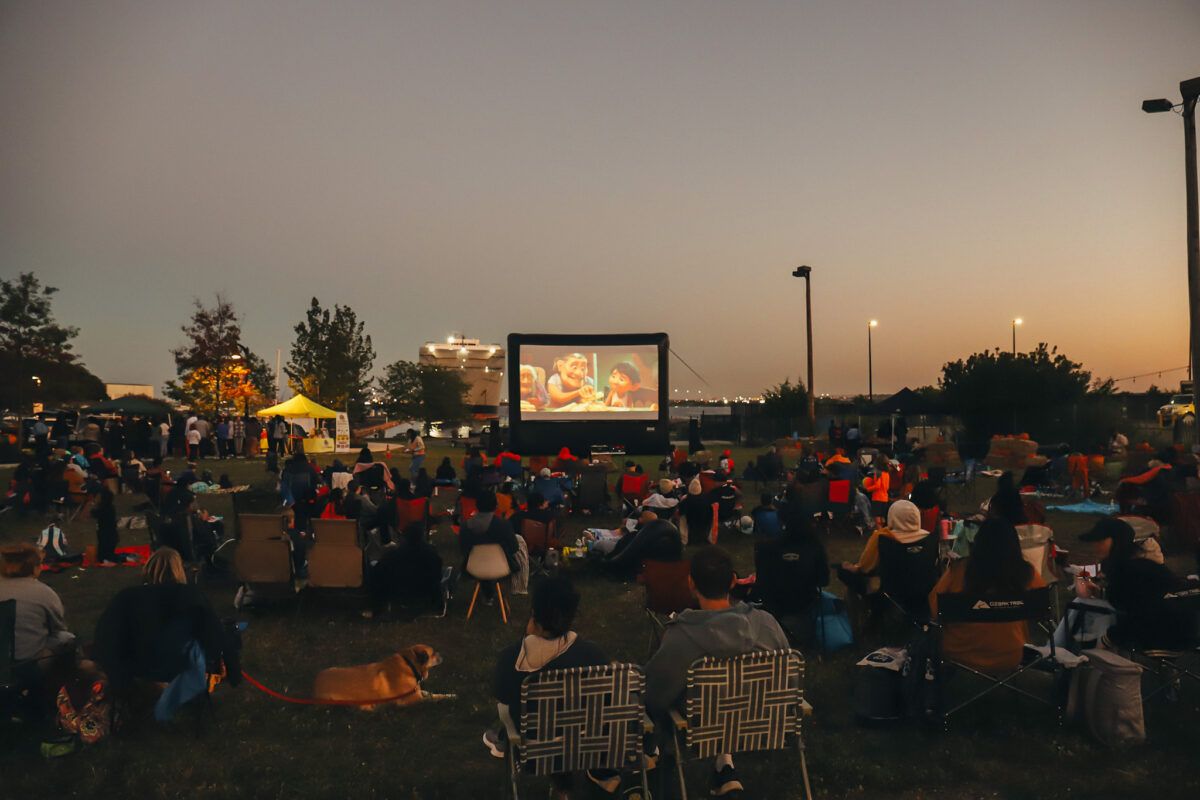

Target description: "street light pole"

left=1012, top=317, right=1023, bottom=355
left=792, top=266, right=816, bottom=433
left=868, top=320, right=878, bottom=402
left=1144, top=77, right=1200, bottom=420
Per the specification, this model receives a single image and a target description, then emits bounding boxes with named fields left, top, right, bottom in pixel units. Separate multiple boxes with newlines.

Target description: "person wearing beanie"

left=641, top=478, right=681, bottom=514
left=837, top=500, right=930, bottom=596
left=678, top=478, right=714, bottom=546
left=531, top=467, right=566, bottom=507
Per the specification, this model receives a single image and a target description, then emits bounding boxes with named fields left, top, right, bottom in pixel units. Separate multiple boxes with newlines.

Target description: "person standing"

left=157, top=420, right=170, bottom=460
left=231, top=415, right=246, bottom=458
left=216, top=417, right=232, bottom=460
left=271, top=415, right=288, bottom=456
left=91, top=486, right=120, bottom=565
left=404, top=428, right=426, bottom=482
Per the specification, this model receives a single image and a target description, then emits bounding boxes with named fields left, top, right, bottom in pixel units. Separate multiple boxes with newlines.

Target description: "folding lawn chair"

left=519, top=519, right=560, bottom=575
left=933, top=586, right=1064, bottom=730
left=395, top=497, right=430, bottom=534
left=233, top=514, right=293, bottom=601
left=503, top=663, right=651, bottom=800
left=307, top=518, right=364, bottom=590
left=669, top=648, right=813, bottom=800
left=640, top=558, right=695, bottom=657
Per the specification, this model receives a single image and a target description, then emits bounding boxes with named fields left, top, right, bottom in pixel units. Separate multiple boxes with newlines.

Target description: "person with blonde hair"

left=143, top=547, right=188, bottom=585
left=93, top=547, right=228, bottom=703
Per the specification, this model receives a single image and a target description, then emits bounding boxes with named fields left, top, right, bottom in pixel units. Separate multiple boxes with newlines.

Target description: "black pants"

left=97, top=523, right=119, bottom=562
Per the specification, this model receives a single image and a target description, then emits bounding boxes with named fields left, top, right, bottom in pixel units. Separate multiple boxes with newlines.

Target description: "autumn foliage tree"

left=165, top=296, right=273, bottom=415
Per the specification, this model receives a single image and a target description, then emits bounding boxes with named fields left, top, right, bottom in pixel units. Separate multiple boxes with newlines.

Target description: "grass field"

left=1, top=445, right=1198, bottom=800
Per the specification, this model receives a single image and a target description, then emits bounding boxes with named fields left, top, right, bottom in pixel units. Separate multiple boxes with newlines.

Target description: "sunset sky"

left=2, top=1, right=1197, bottom=398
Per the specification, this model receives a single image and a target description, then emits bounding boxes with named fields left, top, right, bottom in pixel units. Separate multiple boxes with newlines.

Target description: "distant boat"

left=419, top=334, right=505, bottom=418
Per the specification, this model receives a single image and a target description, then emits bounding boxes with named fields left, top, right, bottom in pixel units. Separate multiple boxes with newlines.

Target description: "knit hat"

left=886, top=500, right=923, bottom=534
left=539, top=467, right=551, bottom=478
left=739, top=516, right=754, bottom=535
left=658, top=478, right=674, bottom=495
left=688, top=478, right=702, bottom=496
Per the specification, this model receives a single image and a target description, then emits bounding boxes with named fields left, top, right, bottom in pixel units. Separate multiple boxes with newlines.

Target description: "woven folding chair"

left=504, top=663, right=651, bottom=800
left=669, top=648, right=813, bottom=800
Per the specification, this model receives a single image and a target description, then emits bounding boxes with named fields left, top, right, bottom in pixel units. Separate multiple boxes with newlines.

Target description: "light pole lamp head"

left=792, top=265, right=812, bottom=279
left=1142, top=98, right=1176, bottom=113
left=1013, top=317, right=1023, bottom=326
left=869, top=319, right=878, bottom=328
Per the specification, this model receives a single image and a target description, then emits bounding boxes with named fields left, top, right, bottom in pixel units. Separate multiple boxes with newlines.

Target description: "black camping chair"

left=933, top=586, right=1063, bottom=730
left=0, top=600, right=18, bottom=712
left=1102, top=580, right=1200, bottom=702
left=576, top=468, right=609, bottom=515
left=877, top=534, right=942, bottom=624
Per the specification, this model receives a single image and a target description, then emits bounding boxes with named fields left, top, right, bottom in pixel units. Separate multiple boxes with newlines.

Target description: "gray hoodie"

left=644, top=602, right=789, bottom=715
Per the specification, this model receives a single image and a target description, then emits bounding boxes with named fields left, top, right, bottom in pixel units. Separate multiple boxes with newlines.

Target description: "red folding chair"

left=640, top=559, right=696, bottom=656
left=395, top=497, right=430, bottom=532
left=454, top=495, right=479, bottom=534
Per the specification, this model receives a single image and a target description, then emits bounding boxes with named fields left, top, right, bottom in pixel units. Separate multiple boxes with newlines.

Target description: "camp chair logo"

left=971, top=600, right=1024, bottom=610
left=865, top=653, right=896, bottom=665
left=1163, top=588, right=1200, bottom=599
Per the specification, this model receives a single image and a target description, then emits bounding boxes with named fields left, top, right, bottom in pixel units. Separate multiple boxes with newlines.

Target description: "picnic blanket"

left=82, top=544, right=151, bottom=568
left=1046, top=499, right=1118, bottom=515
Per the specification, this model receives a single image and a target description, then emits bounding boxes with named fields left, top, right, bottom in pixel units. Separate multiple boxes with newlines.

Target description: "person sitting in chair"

left=752, top=508, right=829, bottom=632
left=482, top=575, right=614, bottom=798
left=838, top=500, right=930, bottom=599
left=644, top=546, right=789, bottom=798
left=602, top=511, right=683, bottom=576
left=363, top=523, right=443, bottom=619
left=461, top=491, right=528, bottom=596
left=0, top=543, right=75, bottom=668
left=929, top=519, right=1044, bottom=674
left=1077, top=517, right=1197, bottom=651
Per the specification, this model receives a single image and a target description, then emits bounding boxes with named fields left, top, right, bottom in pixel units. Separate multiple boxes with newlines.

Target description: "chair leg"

left=797, top=734, right=814, bottom=800
left=496, top=582, right=508, bottom=624
left=507, top=743, right=520, bottom=800
left=672, top=728, right=688, bottom=800
left=466, top=581, right=481, bottom=620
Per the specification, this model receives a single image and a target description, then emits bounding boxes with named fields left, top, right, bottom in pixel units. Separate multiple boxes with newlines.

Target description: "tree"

left=759, top=379, right=810, bottom=420
left=165, top=296, right=273, bottom=414
left=285, top=298, right=376, bottom=419
left=0, top=272, right=105, bottom=411
left=939, top=343, right=1092, bottom=443
left=378, top=360, right=471, bottom=432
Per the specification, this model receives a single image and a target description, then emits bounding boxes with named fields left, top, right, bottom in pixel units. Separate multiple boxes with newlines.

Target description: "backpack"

left=1067, top=648, right=1144, bottom=747
left=811, top=591, right=854, bottom=653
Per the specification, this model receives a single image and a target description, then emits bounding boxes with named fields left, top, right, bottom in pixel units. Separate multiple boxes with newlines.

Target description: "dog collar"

left=402, top=652, right=425, bottom=686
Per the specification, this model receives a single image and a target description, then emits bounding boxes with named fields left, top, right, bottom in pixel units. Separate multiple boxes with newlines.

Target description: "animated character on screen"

left=546, top=352, right=596, bottom=408
left=518, top=364, right=549, bottom=410
left=604, top=362, right=644, bottom=409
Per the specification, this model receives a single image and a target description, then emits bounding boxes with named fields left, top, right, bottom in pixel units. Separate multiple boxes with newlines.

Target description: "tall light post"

left=1012, top=317, right=1023, bottom=355
left=868, top=320, right=878, bottom=401
left=31, top=375, right=42, bottom=413
left=791, top=266, right=816, bottom=433
left=1143, top=77, right=1200, bottom=417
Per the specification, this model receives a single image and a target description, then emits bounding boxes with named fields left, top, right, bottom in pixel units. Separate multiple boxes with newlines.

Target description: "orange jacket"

left=863, top=471, right=890, bottom=503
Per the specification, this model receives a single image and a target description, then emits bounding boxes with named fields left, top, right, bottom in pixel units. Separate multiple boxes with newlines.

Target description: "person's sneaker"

left=586, top=771, right=620, bottom=794
left=481, top=728, right=507, bottom=758
left=710, top=765, right=743, bottom=797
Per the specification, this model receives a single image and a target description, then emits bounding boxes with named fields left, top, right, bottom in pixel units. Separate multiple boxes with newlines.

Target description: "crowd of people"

left=3, top=432, right=1199, bottom=796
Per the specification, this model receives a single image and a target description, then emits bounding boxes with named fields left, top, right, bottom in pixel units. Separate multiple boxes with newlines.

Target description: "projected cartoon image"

left=518, top=344, right=659, bottom=420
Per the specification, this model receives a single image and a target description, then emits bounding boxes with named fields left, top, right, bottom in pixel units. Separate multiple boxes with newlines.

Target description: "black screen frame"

left=507, top=332, right=670, bottom=455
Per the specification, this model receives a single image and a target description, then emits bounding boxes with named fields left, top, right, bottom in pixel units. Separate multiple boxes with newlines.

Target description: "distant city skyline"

left=2, top=1, right=1198, bottom=397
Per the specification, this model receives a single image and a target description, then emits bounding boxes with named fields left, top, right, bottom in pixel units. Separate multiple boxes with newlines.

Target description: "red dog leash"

left=239, top=669, right=420, bottom=707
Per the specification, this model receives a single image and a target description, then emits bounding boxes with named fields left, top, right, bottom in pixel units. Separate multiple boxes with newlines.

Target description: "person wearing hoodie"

left=644, top=546, right=789, bottom=798
left=837, top=500, right=930, bottom=598
left=482, top=575, right=616, bottom=798
left=640, top=478, right=681, bottom=516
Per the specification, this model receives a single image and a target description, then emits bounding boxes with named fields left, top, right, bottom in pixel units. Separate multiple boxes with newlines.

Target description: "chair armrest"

left=669, top=708, right=687, bottom=731
left=800, top=699, right=814, bottom=718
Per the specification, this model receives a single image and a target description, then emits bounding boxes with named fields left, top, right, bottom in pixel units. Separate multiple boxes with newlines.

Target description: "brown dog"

left=312, top=644, right=453, bottom=710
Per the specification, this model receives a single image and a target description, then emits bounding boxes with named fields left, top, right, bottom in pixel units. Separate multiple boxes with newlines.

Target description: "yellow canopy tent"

left=256, top=394, right=340, bottom=453
left=256, top=394, right=339, bottom=419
